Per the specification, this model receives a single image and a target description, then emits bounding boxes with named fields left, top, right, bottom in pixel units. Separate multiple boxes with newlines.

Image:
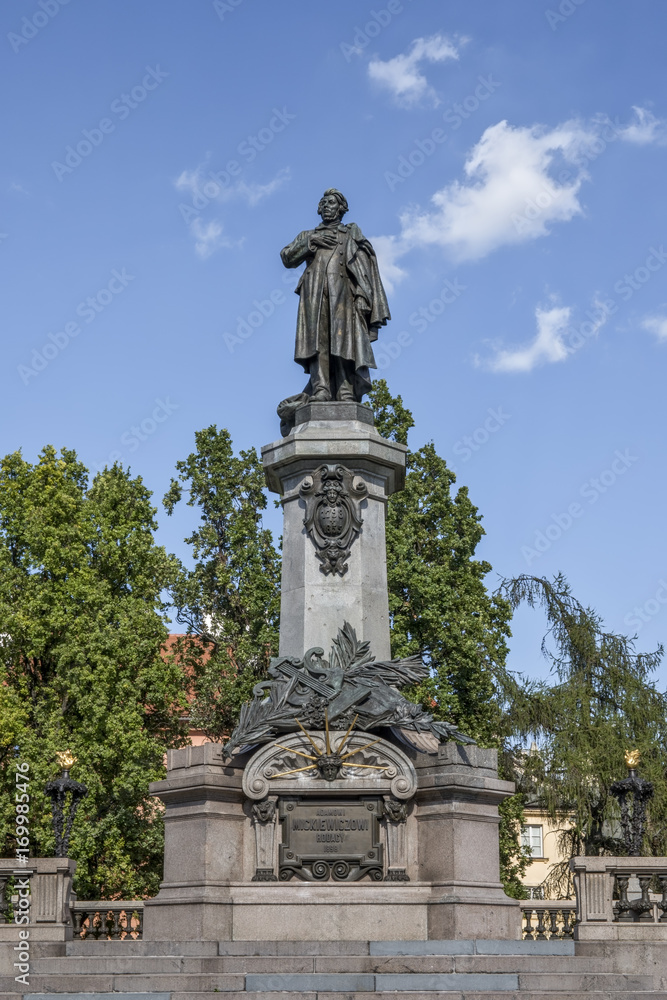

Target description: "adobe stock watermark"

left=545, top=0, right=587, bottom=31
left=224, top=272, right=297, bottom=353
left=624, top=580, right=667, bottom=634
left=18, top=268, right=135, bottom=385
left=177, top=107, right=296, bottom=228
left=13, top=760, right=31, bottom=987
left=553, top=244, right=667, bottom=361
left=522, top=449, right=638, bottom=565
left=340, top=0, right=414, bottom=63
left=512, top=117, right=624, bottom=235
left=385, top=75, right=501, bottom=192
left=213, top=0, right=245, bottom=20
left=375, top=277, right=467, bottom=370
left=8, top=0, right=74, bottom=54
left=451, top=407, right=511, bottom=470
left=51, top=66, right=168, bottom=181
left=93, top=397, right=180, bottom=473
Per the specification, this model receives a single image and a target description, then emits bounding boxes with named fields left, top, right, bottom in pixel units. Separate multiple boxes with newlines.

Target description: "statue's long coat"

left=280, top=222, right=390, bottom=385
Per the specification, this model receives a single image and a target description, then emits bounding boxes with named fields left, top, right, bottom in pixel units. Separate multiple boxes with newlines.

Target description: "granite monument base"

left=143, top=739, right=521, bottom=942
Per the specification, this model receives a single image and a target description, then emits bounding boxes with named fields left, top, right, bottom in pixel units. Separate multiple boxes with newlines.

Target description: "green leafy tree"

left=163, top=426, right=281, bottom=739
left=0, top=447, right=189, bottom=899
left=369, top=381, right=529, bottom=896
left=369, top=381, right=512, bottom=745
left=500, top=573, right=667, bottom=895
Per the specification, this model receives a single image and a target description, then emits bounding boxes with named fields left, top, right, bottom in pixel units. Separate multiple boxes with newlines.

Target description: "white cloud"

left=641, top=313, right=667, bottom=342
left=483, top=306, right=572, bottom=373
left=369, top=234, right=409, bottom=294
left=190, top=218, right=230, bottom=259
left=394, top=119, right=595, bottom=263
left=174, top=161, right=290, bottom=207
left=617, top=106, right=667, bottom=146
left=368, top=34, right=461, bottom=108
left=175, top=160, right=290, bottom=257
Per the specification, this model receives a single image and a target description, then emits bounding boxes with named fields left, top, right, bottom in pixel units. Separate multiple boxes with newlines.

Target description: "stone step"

left=31, top=954, right=614, bottom=975
left=1, top=990, right=667, bottom=999
left=63, top=938, right=573, bottom=958
left=3, top=968, right=661, bottom=993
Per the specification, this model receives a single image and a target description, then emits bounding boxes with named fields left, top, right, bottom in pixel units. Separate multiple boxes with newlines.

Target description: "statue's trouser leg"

left=333, top=357, right=355, bottom=401
left=309, top=289, right=332, bottom=400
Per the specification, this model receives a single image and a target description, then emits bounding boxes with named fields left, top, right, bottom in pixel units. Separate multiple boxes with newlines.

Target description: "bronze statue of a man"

left=280, top=189, right=390, bottom=403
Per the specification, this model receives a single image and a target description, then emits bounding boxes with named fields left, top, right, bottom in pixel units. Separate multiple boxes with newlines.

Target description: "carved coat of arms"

left=300, top=464, right=367, bottom=575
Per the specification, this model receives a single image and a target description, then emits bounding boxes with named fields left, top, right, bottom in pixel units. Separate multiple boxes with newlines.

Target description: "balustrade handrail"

left=521, top=901, right=576, bottom=940
left=570, top=856, right=667, bottom=933
left=71, top=900, right=144, bottom=940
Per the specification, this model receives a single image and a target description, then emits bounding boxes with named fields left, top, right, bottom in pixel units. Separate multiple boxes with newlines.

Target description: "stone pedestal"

left=143, top=740, right=521, bottom=942
left=262, top=402, right=406, bottom=661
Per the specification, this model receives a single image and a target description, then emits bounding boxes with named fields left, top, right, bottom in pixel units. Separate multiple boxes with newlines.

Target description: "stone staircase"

left=2, top=938, right=666, bottom=998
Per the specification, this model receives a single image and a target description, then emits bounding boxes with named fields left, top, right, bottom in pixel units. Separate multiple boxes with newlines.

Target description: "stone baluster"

left=614, top=874, right=631, bottom=921
left=534, top=907, right=547, bottom=940
left=561, top=906, right=575, bottom=938
left=72, top=910, right=87, bottom=938
left=108, top=908, right=121, bottom=939
left=547, top=906, right=559, bottom=938
left=635, top=875, right=654, bottom=921
left=522, top=906, right=534, bottom=940
left=658, top=874, right=667, bottom=923
left=132, top=906, right=144, bottom=939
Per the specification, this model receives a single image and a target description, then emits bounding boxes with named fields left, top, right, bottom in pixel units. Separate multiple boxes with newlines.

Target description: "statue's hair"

left=317, top=188, right=349, bottom=218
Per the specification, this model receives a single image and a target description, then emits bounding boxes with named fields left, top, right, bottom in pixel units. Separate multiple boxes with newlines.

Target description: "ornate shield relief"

left=300, top=464, right=367, bottom=575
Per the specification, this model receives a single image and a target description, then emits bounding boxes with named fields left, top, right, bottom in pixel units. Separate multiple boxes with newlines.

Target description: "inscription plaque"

left=279, top=798, right=383, bottom=882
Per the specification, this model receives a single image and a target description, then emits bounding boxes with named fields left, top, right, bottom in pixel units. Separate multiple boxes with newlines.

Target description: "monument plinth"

left=143, top=187, right=521, bottom=944
left=262, top=402, right=406, bottom=661
left=143, top=739, right=519, bottom=941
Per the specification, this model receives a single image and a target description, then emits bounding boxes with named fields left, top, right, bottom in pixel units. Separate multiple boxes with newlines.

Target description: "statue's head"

left=318, top=189, right=348, bottom=223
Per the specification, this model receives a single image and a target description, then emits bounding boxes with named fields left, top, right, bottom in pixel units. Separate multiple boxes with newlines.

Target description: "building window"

left=521, top=824, right=544, bottom=857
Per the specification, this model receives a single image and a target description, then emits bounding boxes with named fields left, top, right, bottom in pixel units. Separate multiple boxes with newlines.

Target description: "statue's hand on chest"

left=309, top=228, right=339, bottom=251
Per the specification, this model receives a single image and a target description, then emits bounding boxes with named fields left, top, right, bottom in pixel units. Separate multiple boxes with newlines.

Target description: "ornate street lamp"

left=610, top=749, right=654, bottom=857
left=44, top=751, right=88, bottom=858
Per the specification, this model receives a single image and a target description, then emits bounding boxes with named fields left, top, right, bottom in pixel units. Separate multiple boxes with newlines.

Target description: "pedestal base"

left=144, top=741, right=521, bottom=942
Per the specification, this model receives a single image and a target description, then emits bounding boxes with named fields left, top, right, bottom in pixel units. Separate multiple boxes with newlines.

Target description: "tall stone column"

left=262, top=402, right=406, bottom=660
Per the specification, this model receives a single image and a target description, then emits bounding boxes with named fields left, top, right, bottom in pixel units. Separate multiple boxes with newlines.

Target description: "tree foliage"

left=369, top=381, right=513, bottom=745
left=0, top=447, right=189, bottom=899
left=500, top=573, right=667, bottom=895
left=369, top=381, right=529, bottom=895
left=163, top=426, right=281, bottom=739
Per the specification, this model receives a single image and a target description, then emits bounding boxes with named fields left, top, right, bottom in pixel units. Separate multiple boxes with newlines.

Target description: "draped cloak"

left=280, top=222, right=390, bottom=393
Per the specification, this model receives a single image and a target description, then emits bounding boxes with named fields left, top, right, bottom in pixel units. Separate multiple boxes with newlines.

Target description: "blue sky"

left=2, top=0, right=667, bottom=688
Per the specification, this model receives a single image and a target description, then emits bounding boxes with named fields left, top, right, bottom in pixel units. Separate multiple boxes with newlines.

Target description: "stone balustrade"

left=0, top=857, right=75, bottom=940
left=71, top=901, right=144, bottom=940
left=521, top=902, right=576, bottom=940
left=570, top=855, right=667, bottom=940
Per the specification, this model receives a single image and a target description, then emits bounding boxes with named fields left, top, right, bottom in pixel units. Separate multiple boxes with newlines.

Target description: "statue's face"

left=320, top=194, right=342, bottom=223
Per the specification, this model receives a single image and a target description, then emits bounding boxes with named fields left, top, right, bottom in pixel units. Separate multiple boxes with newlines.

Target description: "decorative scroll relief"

left=242, top=731, right=417, bottom=802
left=300, top=464, right=367, bottom=576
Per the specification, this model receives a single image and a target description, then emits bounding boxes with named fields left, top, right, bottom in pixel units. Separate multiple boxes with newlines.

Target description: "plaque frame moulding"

left=278, top=797, right=383, bottom=882
left=242, top=730, right=417, bottom=801
left=242, top=730, right=416, bottom=882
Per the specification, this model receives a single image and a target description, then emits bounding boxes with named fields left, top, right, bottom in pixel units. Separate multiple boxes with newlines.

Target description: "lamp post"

left=44, top=751, right=88, bottom=858
left=610, top=750, right=654, bottom=857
